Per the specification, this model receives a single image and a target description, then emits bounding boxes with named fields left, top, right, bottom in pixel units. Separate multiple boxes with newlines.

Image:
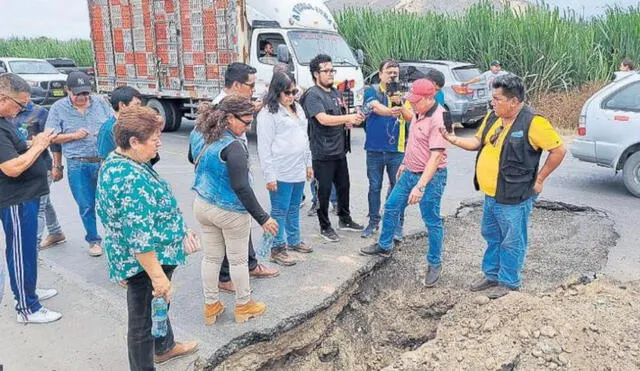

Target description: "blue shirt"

left=97, top=116, right=117, bottom=159
left=363, top=85, right=409, bottom=153
left=12, top=102, right=61, bottom=170
left=435, top=90, right=445, bottom=106
left=45, top=96, right=114, bottom=159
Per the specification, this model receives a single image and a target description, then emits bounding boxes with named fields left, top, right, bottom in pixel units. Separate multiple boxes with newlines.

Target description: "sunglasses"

left=234, top=114, right=253, bottom=126
left=283, top=89, right=299, bottom=96
left=489, top=125, right=504, bottom=146
left=4, top=95, right=27, bottom=112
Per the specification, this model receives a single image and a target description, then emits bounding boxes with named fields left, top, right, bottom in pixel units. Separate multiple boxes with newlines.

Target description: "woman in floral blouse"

left=96, top=106, right=197, bottom=370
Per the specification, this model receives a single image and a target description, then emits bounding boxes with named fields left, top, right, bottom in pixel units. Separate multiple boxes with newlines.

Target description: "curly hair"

left=195, top=95, right=255, bottom=143
left=115, top=105, right=163, bottom=149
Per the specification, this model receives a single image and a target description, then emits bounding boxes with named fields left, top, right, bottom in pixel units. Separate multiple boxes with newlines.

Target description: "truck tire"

left=147, top=99, right=178, bottom=132
left=622, top=152, right=640, bottom=197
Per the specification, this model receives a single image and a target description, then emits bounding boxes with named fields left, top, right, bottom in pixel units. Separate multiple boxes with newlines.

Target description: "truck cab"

left=0, top=58, right=69, bottom=107
left=246, top=0, right=365, bottom=109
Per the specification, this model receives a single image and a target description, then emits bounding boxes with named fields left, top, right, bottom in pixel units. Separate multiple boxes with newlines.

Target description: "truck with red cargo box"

left=87, top=0, right=365, bottom=131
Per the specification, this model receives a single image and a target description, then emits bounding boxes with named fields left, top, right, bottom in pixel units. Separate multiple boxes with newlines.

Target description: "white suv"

left=570, top=72, right=640, bottom=197
left=0, top=58, right=69, bottom=107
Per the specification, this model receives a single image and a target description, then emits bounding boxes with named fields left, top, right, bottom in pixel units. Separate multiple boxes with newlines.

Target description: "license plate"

left=52, top=89, right=64, bottom=97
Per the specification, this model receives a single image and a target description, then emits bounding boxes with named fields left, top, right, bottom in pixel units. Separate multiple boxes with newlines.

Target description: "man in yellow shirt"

left=441, top=74, right=566, bottom=299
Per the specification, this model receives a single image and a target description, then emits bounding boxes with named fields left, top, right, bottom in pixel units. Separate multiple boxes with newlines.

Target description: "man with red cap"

left=360, top=79, right=449, bottom=287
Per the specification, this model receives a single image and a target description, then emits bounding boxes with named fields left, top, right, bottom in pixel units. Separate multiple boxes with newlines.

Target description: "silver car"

left=571, top=72, right=640, bottom=197
left=364, top=60, right=491, bottom=127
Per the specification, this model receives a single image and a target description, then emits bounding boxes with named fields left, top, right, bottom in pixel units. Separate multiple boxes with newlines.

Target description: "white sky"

left=0, top=0, right=639, bottom=40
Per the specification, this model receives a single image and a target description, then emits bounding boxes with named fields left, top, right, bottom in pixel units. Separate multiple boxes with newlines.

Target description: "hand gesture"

left=151, top=274, right=173, bottom=302
left=306, top=167, right=314, bottom=181
left=262, top=217, right=279, bottom=236
left=73, top=129, right=90, bottom=140
left=390, top=107, right=403, bottom=117
left=266, top=181, right=278, bottom=192
left=389, top=95, right=402, bottom=106
left=439, top=127, right=455, bottom=143
left=32, top=128, right=56, bottom=149
left=183, top=229, right=201, bottom=255
left=408, top=186, right=424, bottom=205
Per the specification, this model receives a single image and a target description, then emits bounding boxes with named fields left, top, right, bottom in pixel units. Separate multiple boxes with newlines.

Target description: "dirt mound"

left=207, top=202, right=618, bottom=370
left=385, top=278, right=640, bottom=370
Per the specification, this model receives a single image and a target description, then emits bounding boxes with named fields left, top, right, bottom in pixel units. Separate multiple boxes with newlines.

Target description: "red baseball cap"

left=406, top=79, right=436, bottom=103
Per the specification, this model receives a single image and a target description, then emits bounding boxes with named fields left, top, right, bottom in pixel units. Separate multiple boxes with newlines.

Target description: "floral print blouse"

left=96, top=152, right=186, bottom=281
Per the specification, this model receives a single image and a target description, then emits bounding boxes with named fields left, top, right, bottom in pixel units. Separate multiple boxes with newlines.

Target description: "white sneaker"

left=13, top=288, right=59, bottom=307
left=36, top=288, right=58, bottom=301
left=17, top=306, right=62, bottom=324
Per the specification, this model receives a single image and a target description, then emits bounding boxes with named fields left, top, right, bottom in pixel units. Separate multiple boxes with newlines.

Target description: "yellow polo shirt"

left=475, top=114, right=563, bottom=197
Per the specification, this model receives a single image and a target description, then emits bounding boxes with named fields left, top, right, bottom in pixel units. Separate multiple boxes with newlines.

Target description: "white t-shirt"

left=482, top=70, right=508, bottom=93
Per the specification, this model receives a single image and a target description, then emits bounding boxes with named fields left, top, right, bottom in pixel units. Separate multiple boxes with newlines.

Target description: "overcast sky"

left=1, top=0, right=639, bottom=40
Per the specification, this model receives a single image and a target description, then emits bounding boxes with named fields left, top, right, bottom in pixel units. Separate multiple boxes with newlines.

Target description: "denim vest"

left=192, top=131, right=248, bottom=213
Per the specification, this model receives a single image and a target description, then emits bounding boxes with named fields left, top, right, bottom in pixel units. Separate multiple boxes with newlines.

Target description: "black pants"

left=219, top=234, right=257, bottom=282
left=127, top=265, right=176, bottom=371
left=313, top=157, right=352, bottom=230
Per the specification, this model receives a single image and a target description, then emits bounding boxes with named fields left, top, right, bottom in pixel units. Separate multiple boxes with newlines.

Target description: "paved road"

left=1, top=121, right=638, bottom=370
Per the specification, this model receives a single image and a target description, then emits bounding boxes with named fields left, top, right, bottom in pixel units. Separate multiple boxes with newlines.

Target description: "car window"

left=603, top=81, right=640, bottom=112
left=452, top=67, right=482, bottom=82
left=366, top=72, right=380, bottom=85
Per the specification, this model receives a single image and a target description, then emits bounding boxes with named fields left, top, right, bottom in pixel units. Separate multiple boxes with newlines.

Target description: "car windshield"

left=452, top=67, right=482, bottom=82
left=288, top=31, right=358, bottom=66
left=9, top=61, right=60, bottom=74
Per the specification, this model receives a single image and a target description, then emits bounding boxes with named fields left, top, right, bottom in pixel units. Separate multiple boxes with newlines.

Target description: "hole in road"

left=208, top=201, right=616, bottom=370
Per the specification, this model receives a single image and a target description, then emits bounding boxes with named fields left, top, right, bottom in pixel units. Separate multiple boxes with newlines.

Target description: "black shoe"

left=320, top=228, right=340, bottom=242
left=338, top=220, right=365, bottom=232
left=469, top=277, right=499, bottom=292
left=360, top=243, right=392, bottom=257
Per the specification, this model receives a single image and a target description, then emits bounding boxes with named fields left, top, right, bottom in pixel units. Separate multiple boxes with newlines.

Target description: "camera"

left=386, top=79, right=407, bottom=107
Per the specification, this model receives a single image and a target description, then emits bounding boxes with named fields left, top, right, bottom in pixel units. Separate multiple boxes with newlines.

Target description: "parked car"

left=0, top=57, right=69, bottom=107
left=46, top=58, right=95, bottom=85
left=570, top=72, right=640, bottom=197
left=364, top=60, right=490, bottom=127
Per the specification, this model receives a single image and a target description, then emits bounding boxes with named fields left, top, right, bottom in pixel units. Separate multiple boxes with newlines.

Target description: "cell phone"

left=443, top=111, right=453, bottom=133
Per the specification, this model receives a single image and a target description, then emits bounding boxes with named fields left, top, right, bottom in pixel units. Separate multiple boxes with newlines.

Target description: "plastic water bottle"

left=16, top=126, right=29, bottom=142
left=151, top=297, right=168, bottom=338
left=256, top=232, right=274, bottom=259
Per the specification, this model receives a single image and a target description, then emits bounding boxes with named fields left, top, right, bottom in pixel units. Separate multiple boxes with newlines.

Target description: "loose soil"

left=208, top=201, right=633, bottom=371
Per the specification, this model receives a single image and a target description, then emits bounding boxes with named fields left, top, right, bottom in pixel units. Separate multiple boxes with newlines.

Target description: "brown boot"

left=218, top=280, right=235, bottom=293
left=234, top=300, right=266, bottom=323
left=204, top=301, right=224, bottom=325
left=289, top=242, right=313, bottom=253
left=154, top=341, right=199, bottom=365
left=270, top=247, right=297, bottom=266
left=249, top=263, right=280, bottom=278
left=40, top=234, right=66, bottom=249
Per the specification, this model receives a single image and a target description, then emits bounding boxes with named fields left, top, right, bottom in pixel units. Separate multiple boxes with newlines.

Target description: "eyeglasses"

left=319, top=69, right=337, bottom=74
left=234, top=114, right=253, bottom=126
left=489, top=125, right=504, bottom=146
left=283, top=89, right=299, bottom=96
left=3, top=95, right=27, bottom=112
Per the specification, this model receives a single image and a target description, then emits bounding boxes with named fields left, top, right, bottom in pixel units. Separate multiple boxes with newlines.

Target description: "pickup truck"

left=0, top=57, right=69, bottom=107
left=46, top=58, right=96, bottom=87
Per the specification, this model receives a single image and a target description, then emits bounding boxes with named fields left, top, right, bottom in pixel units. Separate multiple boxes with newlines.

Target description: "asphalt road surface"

left=1, top=121, right=638, bottom=370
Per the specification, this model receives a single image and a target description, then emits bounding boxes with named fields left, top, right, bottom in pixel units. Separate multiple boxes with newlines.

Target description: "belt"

left=70, top=157, right=103, bottom=163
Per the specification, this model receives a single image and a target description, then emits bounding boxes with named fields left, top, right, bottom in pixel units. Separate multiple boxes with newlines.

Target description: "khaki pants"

left=194, top=197, right=252, bottom=305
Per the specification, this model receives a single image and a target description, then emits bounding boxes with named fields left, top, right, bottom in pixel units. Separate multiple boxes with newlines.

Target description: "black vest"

left=474, top=105, right=542, bottom=205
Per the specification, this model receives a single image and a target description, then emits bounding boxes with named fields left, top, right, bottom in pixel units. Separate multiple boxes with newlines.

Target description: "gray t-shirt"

left=482, top=70, right=508, bottom=93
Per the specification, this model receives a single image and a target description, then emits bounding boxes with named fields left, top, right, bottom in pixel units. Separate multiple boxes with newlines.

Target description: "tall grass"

left=337, top=2, right=640, bottom=95
left=0, top=37, right=94, bottom=67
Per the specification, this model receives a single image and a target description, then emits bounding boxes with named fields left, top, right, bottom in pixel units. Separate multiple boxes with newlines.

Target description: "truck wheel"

left=622, top=152, right=640, bottom=197
left=147, top=99, right=178, bottom=132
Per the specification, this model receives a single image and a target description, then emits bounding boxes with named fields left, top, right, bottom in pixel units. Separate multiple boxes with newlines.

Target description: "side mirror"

left=355, top=49, right=365, bottom=66
left=277, top=44, right=290, bottom=64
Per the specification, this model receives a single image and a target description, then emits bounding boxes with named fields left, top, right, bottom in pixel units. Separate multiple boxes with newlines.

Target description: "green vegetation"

left=0, top=37, right=93, bottom=67
left=336, top=2, right=640, bottom=95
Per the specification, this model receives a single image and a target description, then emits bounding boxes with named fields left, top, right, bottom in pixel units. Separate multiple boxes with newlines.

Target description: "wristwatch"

left=417, top=185, right=426, bottom=193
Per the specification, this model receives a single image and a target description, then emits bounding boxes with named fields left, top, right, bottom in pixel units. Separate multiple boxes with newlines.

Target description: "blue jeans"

left=378, top=169, right=447, bottom=266
left=366, top=151, right=405, bottom=229
left=270, top=181, right=305, bottom=248
left=310, top=179, right=336, bottom=204
left=481, top=195, right=536, bottom=289
left=67, top=159, right=101, bottom=244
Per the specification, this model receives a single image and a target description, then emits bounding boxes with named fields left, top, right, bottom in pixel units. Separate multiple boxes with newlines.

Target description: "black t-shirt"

left=0, top=118, right=49, bottom=208
left=302, top=86, right=348, bottom=161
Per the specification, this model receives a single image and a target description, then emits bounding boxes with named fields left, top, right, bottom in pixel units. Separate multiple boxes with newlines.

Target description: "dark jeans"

left=312, top=157, right=352, bottom=230
left=219, top=235, right=257, bottom=282
left=366, top=151, right=405, bottom=227
left=127, top=265, right=176, bottom=371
